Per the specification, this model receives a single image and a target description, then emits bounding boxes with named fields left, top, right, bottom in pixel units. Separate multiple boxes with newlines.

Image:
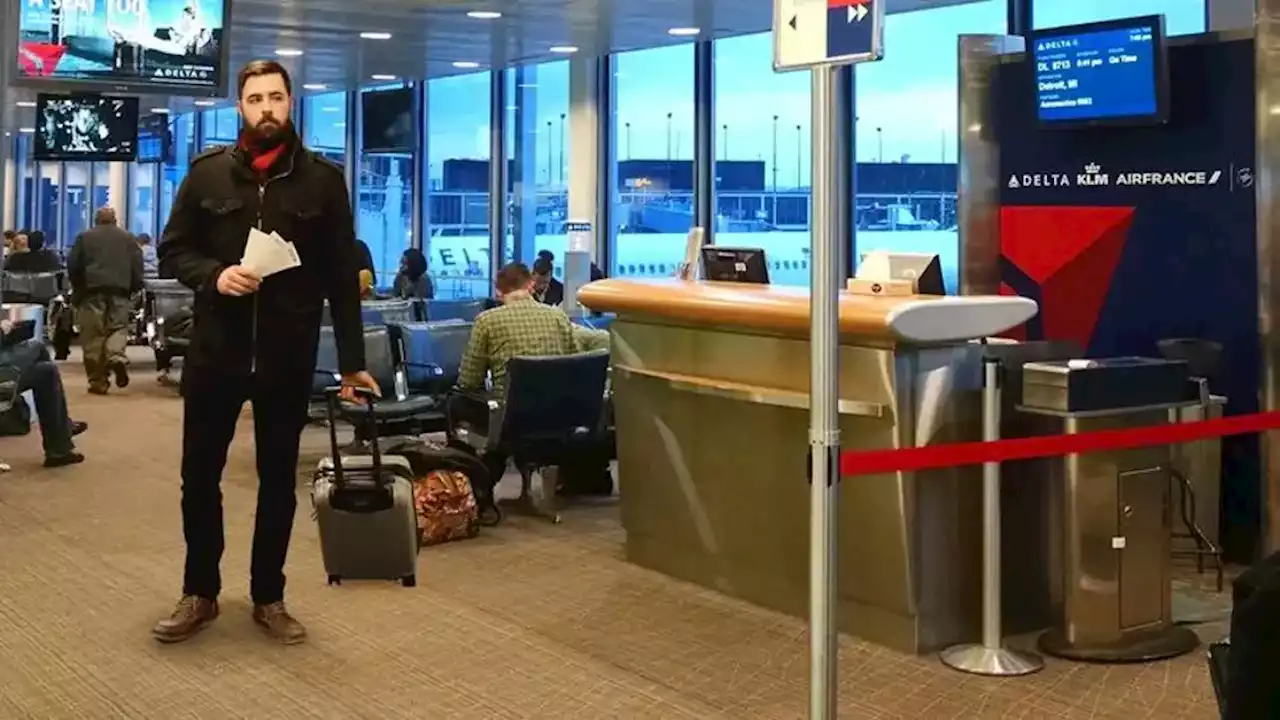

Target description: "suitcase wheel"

left=401, top=575, right=416, bottom=588
left=327, top=575, right=341, bottom=586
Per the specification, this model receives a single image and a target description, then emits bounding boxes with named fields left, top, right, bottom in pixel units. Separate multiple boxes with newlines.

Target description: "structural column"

left=0, top=0, right=13, bottom=227
left=1210, top=0, right=1253, bottom=30
left=564, top=56, right=603, bottom=315
left=1256, top=0, right=1280, bottom=556
left=108, top=162, right=128, bottom=220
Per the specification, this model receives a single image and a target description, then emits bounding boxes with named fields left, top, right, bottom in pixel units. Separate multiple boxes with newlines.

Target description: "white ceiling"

left=6, top=0, right=985, bottom=125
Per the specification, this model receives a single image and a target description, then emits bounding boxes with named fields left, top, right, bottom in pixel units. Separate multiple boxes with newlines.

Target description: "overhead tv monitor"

left=16, top=0, right=230, bottom=95
left=1030, top=14, right=1169, bottom=128
left=701, top=247, right=770, bottom=284
left=35, top=93, right=139, bottom=162
left=361, top=87, right=414, bottom=154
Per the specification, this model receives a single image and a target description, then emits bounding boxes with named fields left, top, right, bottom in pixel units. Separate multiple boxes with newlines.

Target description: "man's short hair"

left=537, top=250, right=554, bottom=262
left=532, top=257, right=553, bottom=276
left=26, top=231, right=45, bottom=251
left=495, top=262, right=533, bottom=294
left=237, top=59, right=293, bottom=99
left=95, top=206, right=117, bottom=225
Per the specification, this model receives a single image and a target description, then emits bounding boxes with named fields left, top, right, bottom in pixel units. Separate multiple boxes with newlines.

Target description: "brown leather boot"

left=152, top=595, right=219, bottom=643
left=252, top=601, right=306, bottom=645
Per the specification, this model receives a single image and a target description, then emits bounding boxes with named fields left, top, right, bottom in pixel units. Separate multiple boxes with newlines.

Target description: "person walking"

left=67, top=207, right=144, bottom=394
left=153, top=59, right=378, bottom=645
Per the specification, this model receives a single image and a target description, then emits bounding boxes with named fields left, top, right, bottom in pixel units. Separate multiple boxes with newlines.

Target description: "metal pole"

left=939, top=357, right=1044, bottom=676
left=808, top=64, right=840, bottom=720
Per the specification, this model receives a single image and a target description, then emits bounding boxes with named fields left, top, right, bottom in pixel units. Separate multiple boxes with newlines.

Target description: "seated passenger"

left=449, top=263, right=608, bottom=498
left=355, top=238, right=377, bottom=287
left=532, top=257, right=564, bottom=307
left=536, top=249, right=604, bottom=282
left=392, top=248, right=435, bottom=300
left=0, top=322, right=87, bottom=468
left=5, top=231, right=62, bottom=273
left=136, top=233, right=159, bottom=277
left=358, top=269, right=375, bottom=300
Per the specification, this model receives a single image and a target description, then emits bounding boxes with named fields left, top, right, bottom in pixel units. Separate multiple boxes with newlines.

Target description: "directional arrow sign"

left=773, top=0, right=883, bottom=70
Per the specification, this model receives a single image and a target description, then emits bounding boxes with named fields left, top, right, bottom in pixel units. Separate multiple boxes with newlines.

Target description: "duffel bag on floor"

left=412, top=469, right=480, bottom=546
left=376, top=436, right=500, bottom=535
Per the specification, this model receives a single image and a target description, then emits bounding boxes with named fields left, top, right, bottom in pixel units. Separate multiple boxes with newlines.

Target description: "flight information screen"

left=1033, top=17, right=1165, bottom=125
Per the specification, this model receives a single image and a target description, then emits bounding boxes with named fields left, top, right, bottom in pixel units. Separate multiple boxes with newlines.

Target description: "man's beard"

left=243, top=116, right=292, bottom=150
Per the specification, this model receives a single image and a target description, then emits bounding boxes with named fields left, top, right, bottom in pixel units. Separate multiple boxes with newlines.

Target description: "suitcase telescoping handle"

left=323, top=386, right=382, bottom=486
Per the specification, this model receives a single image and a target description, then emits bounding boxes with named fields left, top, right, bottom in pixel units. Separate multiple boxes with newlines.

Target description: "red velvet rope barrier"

left=839, top=410, right=1280, bottom=477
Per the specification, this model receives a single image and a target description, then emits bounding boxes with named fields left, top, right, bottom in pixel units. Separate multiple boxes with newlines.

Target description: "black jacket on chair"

left=157, top=141, right=365, bottom=380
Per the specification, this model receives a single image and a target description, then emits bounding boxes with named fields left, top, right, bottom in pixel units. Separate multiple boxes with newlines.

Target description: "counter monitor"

left=701, top=247, right=770, bottom=284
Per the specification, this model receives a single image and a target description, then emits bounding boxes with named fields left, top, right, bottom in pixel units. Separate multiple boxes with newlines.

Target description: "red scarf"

left=238, top=133, right=287, bottom=175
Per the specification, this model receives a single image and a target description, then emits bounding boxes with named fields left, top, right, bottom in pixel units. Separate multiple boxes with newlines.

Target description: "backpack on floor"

left=375, top=436, right=499, bottom=545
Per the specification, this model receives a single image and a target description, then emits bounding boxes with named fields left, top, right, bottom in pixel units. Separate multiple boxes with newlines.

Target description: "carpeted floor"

left=0, top=349, right=1225, bottom=719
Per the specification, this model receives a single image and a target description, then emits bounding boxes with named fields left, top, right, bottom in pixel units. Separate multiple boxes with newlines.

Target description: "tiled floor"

left=0, top=349, right=1225, bottom=718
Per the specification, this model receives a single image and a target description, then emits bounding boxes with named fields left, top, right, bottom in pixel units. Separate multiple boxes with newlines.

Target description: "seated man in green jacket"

left=449, top=262, right=609, bottom=508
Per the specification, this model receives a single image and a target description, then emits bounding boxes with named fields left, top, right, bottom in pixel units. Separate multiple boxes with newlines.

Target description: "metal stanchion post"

left=808, top=64, right=841, bottom=719
left=940, top=357, right=1044, bottom=676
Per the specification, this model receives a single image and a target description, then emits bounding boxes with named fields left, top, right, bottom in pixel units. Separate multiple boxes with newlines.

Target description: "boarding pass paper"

left=242, top=228, right=301, bottom=278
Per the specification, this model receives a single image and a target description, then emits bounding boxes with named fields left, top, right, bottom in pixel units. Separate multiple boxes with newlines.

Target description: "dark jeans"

left=3, top=340, right=74, bottom=456
left=180, top=368, right=310, bottom=605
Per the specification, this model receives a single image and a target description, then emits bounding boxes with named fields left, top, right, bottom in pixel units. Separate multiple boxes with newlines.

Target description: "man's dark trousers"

left=180, top=368, right=311, bottom=605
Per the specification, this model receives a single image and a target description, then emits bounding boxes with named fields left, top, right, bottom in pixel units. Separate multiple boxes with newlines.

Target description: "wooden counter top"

left=577, top=278, right=1037, bottom=343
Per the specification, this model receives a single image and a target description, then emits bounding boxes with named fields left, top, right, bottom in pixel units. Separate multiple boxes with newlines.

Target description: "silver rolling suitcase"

left=312, top=388, right=419, bottom=587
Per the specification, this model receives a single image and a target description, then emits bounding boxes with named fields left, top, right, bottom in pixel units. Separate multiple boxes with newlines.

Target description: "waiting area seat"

left=449, top=350, right=611, bottom=523
left=316, top=325, right=441, bottom=434
left=424, top=298, right=486, bottom=323
left=390, top=320, right=472, bottom=394
left=1, top=270, right=66, bottom=305
left=143, top=278, right=195, bottom=367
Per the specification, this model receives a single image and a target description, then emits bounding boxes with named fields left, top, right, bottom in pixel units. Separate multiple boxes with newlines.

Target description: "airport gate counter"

left=577, top=277, right=1039, bottom=654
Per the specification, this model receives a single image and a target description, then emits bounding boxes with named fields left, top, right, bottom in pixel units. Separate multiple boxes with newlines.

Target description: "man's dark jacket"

left=157, top=142, right=364, bottom=383
left=67, top=223, right=143, bottom=296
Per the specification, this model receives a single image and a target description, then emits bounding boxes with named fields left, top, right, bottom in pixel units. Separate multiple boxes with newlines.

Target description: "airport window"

left=160, top=113, right=195, bottom=228
left=504, top=60, right=570, bottom=270
left=610, top=43, right=696, bottom=280
left=15, top=134, right=37, bottom=231
left=200, top=107, right=238, bottom=148
left=854, top=0, right=1007, bottom=294
left=426, top=71, right=493, bottom=299
left=1033, top=0, right=1206, bottom=35
left=33, top=162, right=62, bottom=249
left=302, top=91, right=348, bottom=167
left=61, top=164, right=90, bottom=247
left=713, top=33, right=812, bottom=287
left=356, top=84, right=416, bottom=284
left=130, top=163, right=158, bottom=239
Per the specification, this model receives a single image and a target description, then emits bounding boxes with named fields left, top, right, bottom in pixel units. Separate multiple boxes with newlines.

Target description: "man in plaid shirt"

left=451, top=262, right=608, bottom=507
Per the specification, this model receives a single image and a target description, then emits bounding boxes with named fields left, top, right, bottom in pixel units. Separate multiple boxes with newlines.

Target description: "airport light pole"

left=558, top=113, right=566, bottom=187
left=666, top=112, right=673, bottom=160
left=795, top=124, right=802, bottom=188
left=772, top=115, right=779, bottom=193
